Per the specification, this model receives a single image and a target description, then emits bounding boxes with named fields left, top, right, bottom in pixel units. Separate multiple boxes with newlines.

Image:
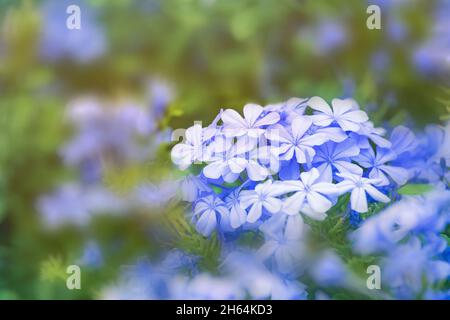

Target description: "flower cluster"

left=172, top=96, right=411, bottom=238
left=38, top=81, right=176, bottom=227
left=166, top=96, right=449, bottom=299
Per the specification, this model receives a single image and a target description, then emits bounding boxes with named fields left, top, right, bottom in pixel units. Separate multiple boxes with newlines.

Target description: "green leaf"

left=398, top=184, right=433, bottom=195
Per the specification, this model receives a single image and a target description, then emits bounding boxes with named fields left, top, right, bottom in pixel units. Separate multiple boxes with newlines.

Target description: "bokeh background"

left=0, top=0, right=448, bottom=299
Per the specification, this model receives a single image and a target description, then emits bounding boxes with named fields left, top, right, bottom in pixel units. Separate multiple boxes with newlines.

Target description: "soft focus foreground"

left=0, top=0, right=448, bottom=299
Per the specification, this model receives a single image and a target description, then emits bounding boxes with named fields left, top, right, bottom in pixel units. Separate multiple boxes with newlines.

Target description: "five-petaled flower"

left=336, top=172, right=390, bottom=213
left=308, top=96, right=369, bottom=132
left=221, top=103, right=280, bottom=138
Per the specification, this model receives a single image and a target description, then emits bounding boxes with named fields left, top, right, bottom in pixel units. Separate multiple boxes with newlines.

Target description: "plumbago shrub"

left=103, top=96, right=449, bottom=300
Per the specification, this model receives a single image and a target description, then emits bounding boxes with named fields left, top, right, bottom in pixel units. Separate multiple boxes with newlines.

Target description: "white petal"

left=263, top=197, right=282, bottom=214
left=247, top=202, right=263, bottom=223
left=243, top=103, right=264, bottom=126
left=282, top=192, right=306, bottom=215
left=254, top=112, right=280, bottom=127
left=203, top=161, right=224, bottom=179
left=196, top=210, right=217, bottom=236
left=337, top=118, right=361, bottom=132
left=350, top=187, right=368, bottom=213
left=331, top=98, right=353, bottom=116
left=306, top=191, right=332, bottom=213
left=222, top=109, right=247, bottom=127
left=379, top=165, right=409, bottom=186
left=308, top=96, right=332, bottom=115
left=364, top=184, right=390, bottom=203
left=291, top=117, right=312, bottom=140
left=230, top=204, right=247, bottom=228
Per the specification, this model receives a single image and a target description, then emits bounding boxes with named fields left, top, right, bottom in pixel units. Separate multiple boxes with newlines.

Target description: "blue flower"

left=351, top=189, right=450, bottom=254
left=310, top=251, right=349, bottom=287
left=308, top=96, right=369, bottom=132
left=221, top=103, right=280, bottom=138
left=266, top=116, right=328, bottom=164
left=354, top=147, right=409, bottom=186
left=77, top=241, right=103, bottom=269
left=280, top=168, right=337, bottom=219
left=258, top=216, right=305, bottom=274
left=171, top=123, right=205, bottom=170
left=193, top=195, right=231, bottom=236
left=382, top=237, right=450, bottom=299
left=180, top=174, right=210, bottom=202
left=39, top=0, right=106, bottom=63
left=225, top=191, right=247, bottom=229
left=239, top=180, right=285, bottom=223
left=336, top=172, right=390, bottom=213
left=311, top=139, right=362, bottom=182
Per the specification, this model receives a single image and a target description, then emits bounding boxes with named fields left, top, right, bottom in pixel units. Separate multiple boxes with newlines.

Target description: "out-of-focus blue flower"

left=310, top=251, right=349, bottom=287
left=39, top=0, right=106, bottom=63
left=382, top=237, right=450, bottom=299
left=257, top=213, right=306, bottom=275
left=180, top=174, right=210, bottom=202
left=396, top=124, right=447, bottom=183
left=351, top=121, right=392, bottom=149
left=133, top=180, right=178, bottom=209
left=78, top=241, right=103, bottom=269
left=412, top=0, right=450, bottom=79
left=299, top=20, right=348, bottom=55
left=351, top=189, right=450, bottom=254
left=102, top=251, right=199, bottom=300
left=38, top=183, right=127, bottom=228
left=62, top=98, right=157, bottom=169
left=147, top=79, right=174, bottom=120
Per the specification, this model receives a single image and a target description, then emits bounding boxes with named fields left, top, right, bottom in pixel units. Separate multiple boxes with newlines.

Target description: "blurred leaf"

left=398, top=184, right=434, bottom=195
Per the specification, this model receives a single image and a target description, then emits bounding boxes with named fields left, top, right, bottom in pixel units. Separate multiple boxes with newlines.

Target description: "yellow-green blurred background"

left=0, top=0, right=448, bottom=298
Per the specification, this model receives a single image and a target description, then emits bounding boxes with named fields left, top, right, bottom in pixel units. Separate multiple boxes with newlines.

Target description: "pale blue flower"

left=382, top=237, right=450, bottom=299
left=310, top=251, right=349, bottom=287
left=193, top=195, right=230, bottom=236
left=351, top=189, right=450, bottom=254
left=305, top=124, right=347, bottom=143
left=311, top=139, right=362, bottom=182
left=171, top=124, right=205, bottom=170
left=336, top=172, right=390, bottom=213
left=239, top=180, right=285, bottom=223
left=62, top=98, right=156, bottom=167
left=40, top=0, right=106, bottom=63
left=222, top=250, right=307, bottom=299
left=350, top=121, right=392, bottom=149
left=258, top=215, right=305, bottom=274
left=280, top=168, right=337, bottom=219
left=221, top=103, right=280, bottom=138
left=38, top=183, right=127, bottom=228
left=389, top=125, right=418, bottom=157
left=202, top=137, right=253, bottom=183
left=180, top=174, right=210, bottom=202
left=225, top=191, right=247, bottom=229
left=354, top=147, right=409, bottom=186
left=308, top=96, right=369, bottom=132
left=266, top=116, right=328, bottom=164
